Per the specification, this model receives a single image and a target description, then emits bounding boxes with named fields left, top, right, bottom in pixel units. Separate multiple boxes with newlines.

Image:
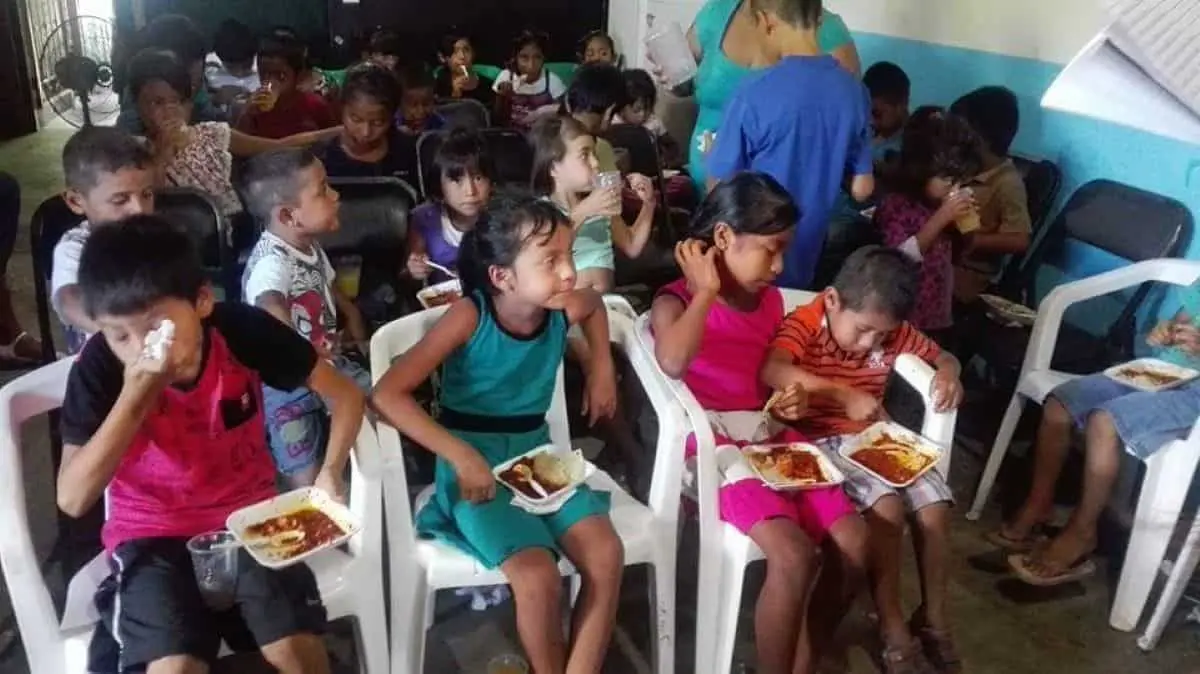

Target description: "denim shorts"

left=1051, top=373, right=1200, bottom=459
left=263, top=355, right=371, bottom=476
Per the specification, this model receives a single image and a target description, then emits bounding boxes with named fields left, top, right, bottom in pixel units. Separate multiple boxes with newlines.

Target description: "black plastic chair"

left=435, top=98, right=491, bottom=131
left=996, top=155, right=1064, bottom=299
left=977, top=179, right=1193, bottom=383
left=30, top=195, right=85, bottom=364
left=482, top=128, right=534, bottom=188
left=415, top=130, right=444, bottom=199
left=324, top=177, right=420, bottom=322
left=156, top=187, right=233, bottom=300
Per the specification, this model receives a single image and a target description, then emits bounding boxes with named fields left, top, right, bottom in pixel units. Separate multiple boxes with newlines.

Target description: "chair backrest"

left=997, top=155, right=1063, bottom=297
left=482, top=128, right=534, bottom=187
left=435, top=99, right=491, bottom=132
left=0, top=358, right=88, bottom=671
left=155, top=187, right=232, bottom=295
left=324, top=177, right=417, bottom=257
left=415, top=131, right=444, bottom=199
left=30, top=196, right=85, bottom=363
left=1021, top=179, right=1193, bottom=354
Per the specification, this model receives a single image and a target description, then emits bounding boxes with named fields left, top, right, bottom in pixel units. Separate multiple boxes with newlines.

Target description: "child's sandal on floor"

left=909, top=614, right=963, bottom=674
left=881, top=638, right=937, bottom=674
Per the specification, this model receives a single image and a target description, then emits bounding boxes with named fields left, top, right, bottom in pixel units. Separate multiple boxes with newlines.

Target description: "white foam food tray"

left=840, top=421, right=944, bottom=489
left=417, top=279, right=463, bottom=309
left=226, top=487, right=361, bottom=569
left=1104, top=357, right=1200, bottom=393
left=741, top=442, right=845, bottom=491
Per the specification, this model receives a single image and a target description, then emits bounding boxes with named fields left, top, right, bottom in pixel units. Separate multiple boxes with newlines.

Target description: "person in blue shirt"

left=707, top=0, right=874, bottom=290
left=992, top=282, right=1200, bottom=587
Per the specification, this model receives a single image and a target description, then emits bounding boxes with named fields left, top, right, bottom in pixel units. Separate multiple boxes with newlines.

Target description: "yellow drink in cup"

left=952, top=187, right=981, bottom=234
left=334, top=256, right=362, bottom=299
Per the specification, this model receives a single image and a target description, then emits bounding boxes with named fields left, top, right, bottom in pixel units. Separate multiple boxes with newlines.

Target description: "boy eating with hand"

left=58, top=216, right=364, bottom=673
left=762, top=246, right=965, bottom=674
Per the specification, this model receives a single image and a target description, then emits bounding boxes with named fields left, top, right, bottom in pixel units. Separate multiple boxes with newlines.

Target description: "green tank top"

left=438, top=292, right=568, bottom=419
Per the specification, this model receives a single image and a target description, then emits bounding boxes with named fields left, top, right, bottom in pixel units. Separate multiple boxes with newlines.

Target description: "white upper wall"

left=608, top=0, right=1110, bottom=67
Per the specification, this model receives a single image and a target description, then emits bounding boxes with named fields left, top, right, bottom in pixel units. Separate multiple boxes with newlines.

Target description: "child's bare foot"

left=985, top=504, right=1052, bottom=552
left=1008, top=529, right=1097, bottom=586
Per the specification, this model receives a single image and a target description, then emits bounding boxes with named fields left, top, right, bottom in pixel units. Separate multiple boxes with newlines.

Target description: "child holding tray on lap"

left=372, top=195, right=624, bottom=674
left=762, top=246, right=964, bottom=674
left=57, top=217, right=364, bottom=673
left=651, top=174, right=869, bottom=674
left=992, top=281, right=1200, bottom=586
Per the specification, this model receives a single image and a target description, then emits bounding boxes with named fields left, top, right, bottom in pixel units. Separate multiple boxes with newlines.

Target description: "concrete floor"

left=1, top=128, right=1198, bottom=673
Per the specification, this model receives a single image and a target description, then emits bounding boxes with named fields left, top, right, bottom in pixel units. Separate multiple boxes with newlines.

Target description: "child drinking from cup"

left=435, top=32, right=494, bottom=106
left=372, top=195, right=624, bottom=674
left=531, top=115, right=655, bottom=293
left=494, top=30, right=566, bottom=130
left=238, top=33, right=337, bottom=139
left=873, top=107, right=981, bottom=337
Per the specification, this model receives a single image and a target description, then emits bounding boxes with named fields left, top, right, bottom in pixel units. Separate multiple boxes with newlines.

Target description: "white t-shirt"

left=242, top=231, right=339, bottom=351
left=50, top=221, right=90, bottom=317
left=492, top=69, right=567, bottom=99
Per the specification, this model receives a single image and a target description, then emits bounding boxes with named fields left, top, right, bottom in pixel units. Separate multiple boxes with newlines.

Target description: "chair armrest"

left=1024, top=259, right=1200, bottom=376
left=892, top=354, right=957, bottom=472
left=614, top=313, right=687, bottom=520
left=0, top=359, right=75, bottom=672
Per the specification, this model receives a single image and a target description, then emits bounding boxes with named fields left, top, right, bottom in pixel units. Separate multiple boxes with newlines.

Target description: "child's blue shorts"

left=1051, top=373, right=1200, bottom=459
left=263, top=355, right=371, bottom=476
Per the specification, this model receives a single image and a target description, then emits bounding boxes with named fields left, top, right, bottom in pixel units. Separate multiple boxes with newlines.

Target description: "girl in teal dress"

left=372, top=195, right=624, bottom=674
left=681, top=1, right=860, bottom=190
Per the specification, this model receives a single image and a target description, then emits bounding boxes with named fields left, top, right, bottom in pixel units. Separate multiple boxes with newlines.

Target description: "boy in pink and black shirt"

left=58, top=216, right=364, bottom=673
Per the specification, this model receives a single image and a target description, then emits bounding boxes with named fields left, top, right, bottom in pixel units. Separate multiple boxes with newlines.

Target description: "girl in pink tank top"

left=650, top=173, right=868, bottom=674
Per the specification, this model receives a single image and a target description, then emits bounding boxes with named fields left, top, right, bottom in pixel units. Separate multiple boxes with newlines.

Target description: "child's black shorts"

left=87, top=537, right=326, bottom=672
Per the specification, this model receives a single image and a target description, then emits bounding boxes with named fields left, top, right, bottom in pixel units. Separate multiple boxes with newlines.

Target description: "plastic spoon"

left=425, top=259, right=458, bottom=278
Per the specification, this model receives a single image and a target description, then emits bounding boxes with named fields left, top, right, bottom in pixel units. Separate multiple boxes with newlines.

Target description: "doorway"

left=0, top=1, right=37, bottom=139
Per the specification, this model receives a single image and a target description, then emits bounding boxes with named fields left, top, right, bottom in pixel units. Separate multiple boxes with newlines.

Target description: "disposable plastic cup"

left=186, top=530, right=239, bottom=611
left=594, top=170, right=622, bottom=191
left=646, top=22, right=698, bottom=88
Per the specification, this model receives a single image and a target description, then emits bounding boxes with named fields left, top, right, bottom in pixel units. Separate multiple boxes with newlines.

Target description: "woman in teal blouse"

left=667, top=1, right=860, bottom=190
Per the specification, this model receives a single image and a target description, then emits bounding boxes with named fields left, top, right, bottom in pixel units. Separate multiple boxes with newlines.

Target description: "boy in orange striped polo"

left=762, top=246, right=965, bottom=674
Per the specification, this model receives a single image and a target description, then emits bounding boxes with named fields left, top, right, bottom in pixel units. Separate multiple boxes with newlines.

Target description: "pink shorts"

left=686, top=428, right=858, bottom=543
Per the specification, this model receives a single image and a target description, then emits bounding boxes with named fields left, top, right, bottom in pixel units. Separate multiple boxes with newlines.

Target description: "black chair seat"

left=976, top=320, right=1121, bottom=381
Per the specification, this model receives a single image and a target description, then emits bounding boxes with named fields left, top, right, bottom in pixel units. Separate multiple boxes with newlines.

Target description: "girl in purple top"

left=874, top=108, right=980, bottom=335
left=406, top=129, right=495, bottom=284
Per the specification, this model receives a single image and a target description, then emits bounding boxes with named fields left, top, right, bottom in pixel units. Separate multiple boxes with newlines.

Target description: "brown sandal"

left=881, top=638, right=937, bottom=674
left=909, top=614, right=963, bottom=674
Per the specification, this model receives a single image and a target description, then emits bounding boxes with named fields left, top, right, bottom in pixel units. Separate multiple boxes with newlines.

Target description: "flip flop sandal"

left=909, top=616, right=963, bottom=674
left=881, top=638, right=937, bottom=674
left=983, top=526, right=1045, bottom=553
left=1008, top=551, right=1097, bottom=587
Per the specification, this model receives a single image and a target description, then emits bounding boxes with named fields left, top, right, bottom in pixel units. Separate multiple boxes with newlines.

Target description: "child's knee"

left=867, top=494, right=907, bottom=529
left=1084, top=409, right=1118, bottom=437
left=914, top=502, right=952, bottom=539
left=579, top=525, right=625, bottom=581
left=1044, top=397, right=1072, bottom=425
left=260, top=633, right=328, bottom=674
left=504, top=548, right=563, bottom=604
left=829, top=515, right=871, bottom=570
left=763, top=533, right=818, bottom=595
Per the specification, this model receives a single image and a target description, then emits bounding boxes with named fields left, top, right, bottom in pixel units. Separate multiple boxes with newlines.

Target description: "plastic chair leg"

left=355, top=586, right=390, bottom=674
left=967, top=394, right=1025, bottom=520
left=714, top=546, right=749, bottom=674
left=1138, top=510, right=1200, bottom=651
left=650, top=548, right=677, bottom=674
left=570, top=574, right=582, bottom=606
left=1110, top=447, right=1199, bottom=631
left=389, top=569, right=428, bottom=674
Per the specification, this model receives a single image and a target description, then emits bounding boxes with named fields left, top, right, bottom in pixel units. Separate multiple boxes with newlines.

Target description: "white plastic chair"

left=0, top=358, right=389, bottom=674
left=371, top=296, right=687, bottom=674
left=631, top=288, right=957, bottom=672
left=966, top=258, right=1200, bottom=636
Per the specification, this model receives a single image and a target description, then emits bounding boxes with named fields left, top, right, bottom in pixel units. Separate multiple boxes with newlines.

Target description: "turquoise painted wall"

left=853, top=32, right=1200, bottom=328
